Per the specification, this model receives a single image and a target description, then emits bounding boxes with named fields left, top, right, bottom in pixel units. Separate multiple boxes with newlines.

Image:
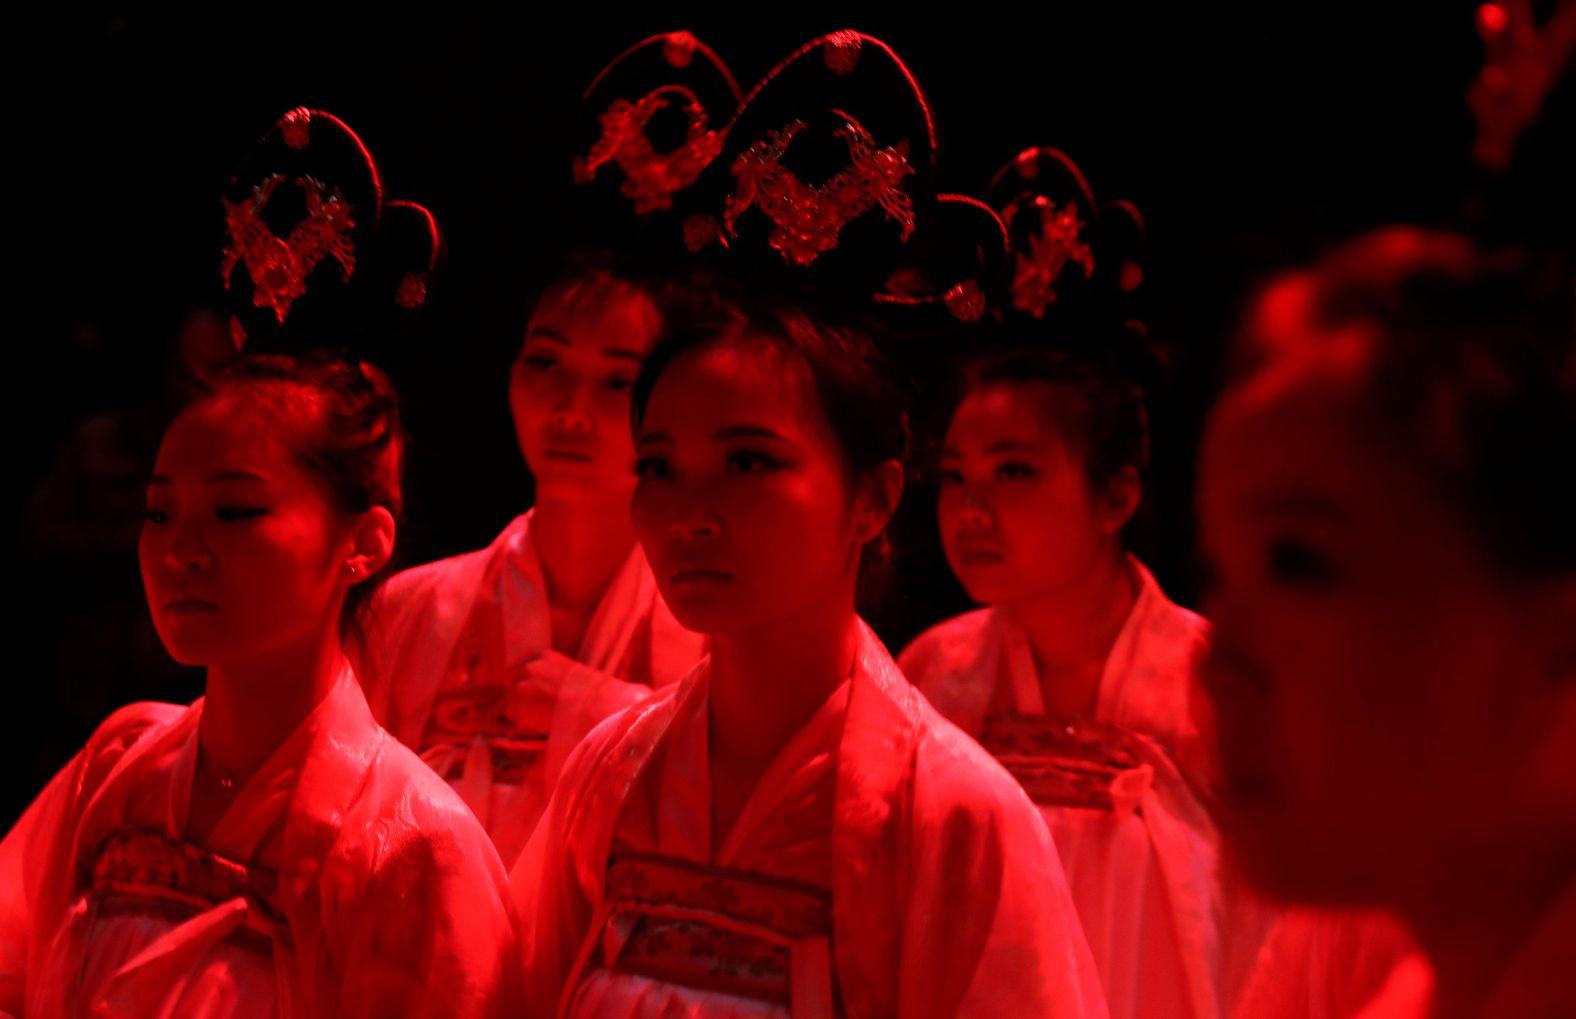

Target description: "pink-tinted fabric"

left=902, top=557, right=1221, bottom=1019
left=352, top=510, right=705, bottom=865
left=514, top=621, right=1110, bottom=1018
left=0, top=668, right=520, bottom=1018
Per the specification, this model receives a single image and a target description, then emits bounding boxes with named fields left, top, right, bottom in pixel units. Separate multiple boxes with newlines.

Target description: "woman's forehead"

left=531, top=274, right=660, bottom=338
left=646, top=338, right=828, bottom=437
left=154, top=393, right=298, bottom=475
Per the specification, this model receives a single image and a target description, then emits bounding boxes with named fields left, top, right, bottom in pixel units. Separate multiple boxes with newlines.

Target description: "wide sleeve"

left=898, top=733, right=1111, bottom=1019
left=511, top=718, right=618, bottom=1016
left=0, top=753, right=84, bottom=1014
left=326, top=797, right=524, bottom=1018
left=0, top=703, right=173, bottom=1016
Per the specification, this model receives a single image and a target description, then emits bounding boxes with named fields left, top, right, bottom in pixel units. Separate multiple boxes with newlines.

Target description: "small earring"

left=346, top=563, right=361, bottom=578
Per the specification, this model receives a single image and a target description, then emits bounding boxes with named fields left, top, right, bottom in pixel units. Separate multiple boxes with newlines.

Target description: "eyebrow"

left=524, top=328, right=644, bottom=364
left=146, top=471, right=268, bottom=486
left=939, top=439, right=1043, bottom=459
left=717, top=425, right=791, bottom=443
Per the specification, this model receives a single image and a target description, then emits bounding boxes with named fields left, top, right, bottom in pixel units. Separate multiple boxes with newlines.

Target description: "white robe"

left=0, top=667, right=520, bottom=1019
left=514, top=621, right=1112, bottom=1018
left=352, top=510, right=705, bottom=865
left=901, top=557, right=1413, bottom=1019
left=902, top=557, right=1234, bottom=1019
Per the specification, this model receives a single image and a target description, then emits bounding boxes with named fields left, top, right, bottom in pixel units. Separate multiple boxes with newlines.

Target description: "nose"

left=165, top=519, right=213, bottom=576
left=670, top=502, right=722, bottom=541
left=956, top=491, right=993, bottom=531
left=549, top=382, right=593, bottom=434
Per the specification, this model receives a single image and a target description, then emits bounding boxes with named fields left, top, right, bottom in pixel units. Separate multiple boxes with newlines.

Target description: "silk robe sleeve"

left=511, top=709, right=633, bottom=1016
left=0, top=703, right=177, bottom=1015
left=899, top=727, right=1111, bottom=1019
left=323, top=755, right=524, bottom=1018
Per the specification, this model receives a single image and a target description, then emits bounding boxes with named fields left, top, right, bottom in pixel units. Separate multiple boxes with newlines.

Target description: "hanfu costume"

left=901, top=555, right=1223, bottom=1019
left=354, top=510, right=705, bottom=865
left=0, top=665, right=519, bottom=1018
left=513, top=621, right=1110, bottom=1019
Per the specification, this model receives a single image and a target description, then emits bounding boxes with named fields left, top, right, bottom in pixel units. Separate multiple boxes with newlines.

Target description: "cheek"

left=1003, top=485, right=1099, bottom=572
left=736, top=478, right=853, bottom=582
left=509, top=376, right=549, bottom=437
left=630, top=483, right=671, bottom=550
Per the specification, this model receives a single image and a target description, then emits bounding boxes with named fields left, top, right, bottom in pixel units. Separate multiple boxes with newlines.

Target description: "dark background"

left=5, top=1, right=1488, bottom=825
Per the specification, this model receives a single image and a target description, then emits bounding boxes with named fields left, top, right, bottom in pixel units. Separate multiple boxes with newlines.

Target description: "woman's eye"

left=938, top=468, right=964, bottom=486
left=727, top=450, right=781, bottom=475
left=143, top=509, right=169, bottom=525
left=216, top=507, right=267, bottom=523
left=635, top=456, right=671, bottom=480
left=996, top=461, right=1037, bottom=482
left=606, top=376, right=636, bottom=395
left=1266, top=538, right=1340, bottom=588
left=518, top=354, right=557, bottom=373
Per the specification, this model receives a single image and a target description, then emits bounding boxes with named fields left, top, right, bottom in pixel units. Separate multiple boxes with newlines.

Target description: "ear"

left=343, top=506, right=396, bottom=584
left=1098, top=465, right=1143, bottom=536
left=853, top=459, right=905, bottom=544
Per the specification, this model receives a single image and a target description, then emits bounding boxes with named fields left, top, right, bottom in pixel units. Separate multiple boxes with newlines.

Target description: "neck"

left=532, top=494, right=637, bottom=612
left=200, top=622, right=345, bottom=781
left=1007, top=546, right=1137, bottom=716
left=707, top=597, right=860, bottom=773
left=1407, top=854, right=1576, bottom=1019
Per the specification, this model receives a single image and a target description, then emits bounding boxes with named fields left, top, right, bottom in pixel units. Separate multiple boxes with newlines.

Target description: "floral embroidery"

left=980, top=713, right=1143, bottom=811
left=722, top=115, right=915, bottom=267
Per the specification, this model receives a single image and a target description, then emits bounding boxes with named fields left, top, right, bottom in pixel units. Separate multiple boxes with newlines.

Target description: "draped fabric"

left=0, top=668, right=520, bottom=1018
left=902, top=557, right=1416, bottom=1019
left=902, top=557, right=1222, bottom=1019
left=514, top=621, right=1111, bottom=1018
left=352, top=510, right=706, bottom=865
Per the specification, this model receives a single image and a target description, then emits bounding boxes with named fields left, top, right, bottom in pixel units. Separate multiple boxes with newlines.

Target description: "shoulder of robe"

left=77, top=701, right=186, bottom=793
left=313, top=730, right=509, bottom=929
left=896, top=608, right=993, bottom=686
left=906, top=691, right=1037, bottom=832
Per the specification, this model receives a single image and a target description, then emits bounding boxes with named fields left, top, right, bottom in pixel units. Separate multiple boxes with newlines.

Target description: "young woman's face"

left=1198, top=343, right=1565, bottom=906
left=140, top=394, right=358, bottom=668
left=510, top=274, right=662, bottom=503
left=938, top=381, right=1123, bottom=605
left=631, top=337, right=876, bottom=635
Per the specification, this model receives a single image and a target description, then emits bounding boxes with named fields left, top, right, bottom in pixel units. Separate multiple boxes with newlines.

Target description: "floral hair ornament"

left=222, top=108, right=374, bottom=336
left=695, top=30, right=939, bottom=281
left=990, top=147, right=1101, bottom=320
left=875, top=194, right=1009, bottom=324
left=220, top=107, right=441, bottom=355
left=574, top=31, right=743, bottom=217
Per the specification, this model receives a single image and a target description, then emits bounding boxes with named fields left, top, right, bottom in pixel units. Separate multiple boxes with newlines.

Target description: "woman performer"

left=350, top=31, right=731, bottom=865
left=898, top=147, right=1226, bottom=1019
left=513, top=32, right=1109, bottom=1019
left=1199, top=226, right=1576, bottom=1019
left=0, top=108, right=518, bottom=1017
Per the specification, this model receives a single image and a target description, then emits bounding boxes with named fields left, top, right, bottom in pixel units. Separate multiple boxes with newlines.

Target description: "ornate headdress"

left=220, top=107, right=441, bottom=353
left=685, top=30, right=940, bottom=297
left=985, top=146, right=1147, bottom=329
left=573, top=30, right=743, bottom=231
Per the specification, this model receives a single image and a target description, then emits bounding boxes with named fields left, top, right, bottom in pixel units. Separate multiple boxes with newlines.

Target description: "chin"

left=955, top=569, right=1029, bottom=607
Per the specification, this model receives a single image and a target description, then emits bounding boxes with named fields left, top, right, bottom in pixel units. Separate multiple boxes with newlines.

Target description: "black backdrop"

left=5, top=1, right=1485, bottom=824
